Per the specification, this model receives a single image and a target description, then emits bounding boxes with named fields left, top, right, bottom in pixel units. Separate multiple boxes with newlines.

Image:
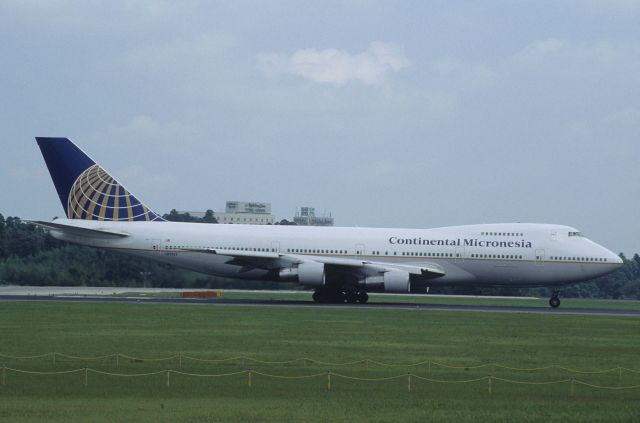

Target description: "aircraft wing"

left=187, top=248, right=445, bottom=279
left=27, top=220, right=130, bottom=239
left=302, top=255, right=445, bottom=279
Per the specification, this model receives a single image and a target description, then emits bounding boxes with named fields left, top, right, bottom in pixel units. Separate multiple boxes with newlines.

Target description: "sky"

left=0, top=1, right=639, bottom=255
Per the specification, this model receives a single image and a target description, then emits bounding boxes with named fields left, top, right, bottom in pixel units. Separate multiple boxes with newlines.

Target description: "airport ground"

left=3, top=285, right=640, bottom=310
left=0, top=295, right=639, bottom=422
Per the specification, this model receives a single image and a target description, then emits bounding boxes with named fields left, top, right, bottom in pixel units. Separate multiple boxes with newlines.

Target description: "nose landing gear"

left=549, top=290, right=561, bottom=308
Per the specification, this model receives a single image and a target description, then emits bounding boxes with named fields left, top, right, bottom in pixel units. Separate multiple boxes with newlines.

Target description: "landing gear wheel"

left=345, top=291, right=358, bottom=304
left=332, top=290, right=347, bottom=303
left=312, top=288, right=331, bottom=303
left=549, top=291, right=561, bottom=308
left=358, top=291, right=369, bottom=304
left=313, top=287, right=347, bottom=303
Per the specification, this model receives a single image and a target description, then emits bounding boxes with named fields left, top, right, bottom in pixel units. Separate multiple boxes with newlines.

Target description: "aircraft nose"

left=602, top=247, right=623, bottom=267
left=611, top=253, right=623, bottom=266
left=589, top=246, right=624, bottom=278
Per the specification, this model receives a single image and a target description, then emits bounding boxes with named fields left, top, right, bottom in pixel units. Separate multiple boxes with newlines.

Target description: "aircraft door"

left=455, top=246, right=465, bottom=261
left=271, top=241, right=280, bottom=253
left=151, top=239, right=163, bottom=253
left=535, top=249, right=545, bottom=266
left=355, top=243, right=366, bottom=257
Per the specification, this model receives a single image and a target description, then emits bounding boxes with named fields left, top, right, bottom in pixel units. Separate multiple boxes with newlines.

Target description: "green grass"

left=0, top=302, right=639, bottom=422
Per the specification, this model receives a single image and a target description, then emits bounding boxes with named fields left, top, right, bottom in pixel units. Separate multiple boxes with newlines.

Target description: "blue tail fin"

left=36, top=137, right=164, bottom=222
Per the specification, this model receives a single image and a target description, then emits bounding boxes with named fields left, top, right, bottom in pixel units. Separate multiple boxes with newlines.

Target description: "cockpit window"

left=568, top=231, right=583, bottom=237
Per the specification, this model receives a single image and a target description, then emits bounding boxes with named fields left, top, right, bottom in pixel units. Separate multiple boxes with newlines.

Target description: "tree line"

left=0, top=213, right=638, bottom=299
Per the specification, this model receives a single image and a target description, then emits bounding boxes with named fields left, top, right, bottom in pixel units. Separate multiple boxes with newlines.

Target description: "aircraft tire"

left=549, top=297, right=560, bottom=308
left=358, top=291, right=369, bottom=304
left=345, top=291, right=358, bottom=304
left=313, top=288, right=331, bottom=303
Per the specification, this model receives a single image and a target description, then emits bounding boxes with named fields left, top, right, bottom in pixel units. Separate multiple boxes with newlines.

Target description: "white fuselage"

left=49, top=219, right=622, bottom=288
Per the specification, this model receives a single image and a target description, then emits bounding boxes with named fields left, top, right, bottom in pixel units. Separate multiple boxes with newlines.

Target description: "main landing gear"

left=312, top=287, right=368, bottom=304
left=549, top=290, right=561, bottom=308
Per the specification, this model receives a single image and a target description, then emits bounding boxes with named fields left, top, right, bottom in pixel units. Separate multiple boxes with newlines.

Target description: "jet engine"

left=279, top=262, right=326, bottom=287
left=383, top=270, right=411, bottom=293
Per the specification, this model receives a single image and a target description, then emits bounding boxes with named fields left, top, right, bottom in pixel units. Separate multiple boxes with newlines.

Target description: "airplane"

left=31, top=137, right=623, bottom=308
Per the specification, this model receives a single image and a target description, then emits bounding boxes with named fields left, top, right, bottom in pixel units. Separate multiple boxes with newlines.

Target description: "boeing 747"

left=31, top=137, right=623, bottom=307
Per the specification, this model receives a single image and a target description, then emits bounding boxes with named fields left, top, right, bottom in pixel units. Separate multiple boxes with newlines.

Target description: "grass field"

left=1, top=301, right=639, bottom=422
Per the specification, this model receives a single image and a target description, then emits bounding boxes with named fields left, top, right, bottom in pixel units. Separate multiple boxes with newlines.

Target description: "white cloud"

left=258, top=42, right=409, bottom=86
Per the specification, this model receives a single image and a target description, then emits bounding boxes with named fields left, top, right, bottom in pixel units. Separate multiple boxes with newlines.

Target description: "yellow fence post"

left=84, top=368, right=88, bottom=387
left=166, top=370, right=171, bottom=388
left=427, top=360, right=431, bottom=375
left=488, top=377, right=492, bottom=394
left=116, top=353, right=119, bottom=368
left=248, top=370, right=252, bottom=387
left=53, top=352, right=56, bottom=366
left=407, top=373, right=411, bottom=393
left=179, top=353, right=182, bottom=369
left=619, top=367, right=622, bottom=380
left=327, top=372, right=331, bottom=391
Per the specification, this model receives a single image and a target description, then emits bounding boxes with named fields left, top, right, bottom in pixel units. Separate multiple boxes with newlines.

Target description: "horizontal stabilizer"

left=27, top=220, right=130, bottom=239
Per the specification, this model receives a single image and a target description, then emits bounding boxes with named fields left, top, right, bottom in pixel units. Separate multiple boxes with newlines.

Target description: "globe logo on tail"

left=67, top=164, right=162, bottom=221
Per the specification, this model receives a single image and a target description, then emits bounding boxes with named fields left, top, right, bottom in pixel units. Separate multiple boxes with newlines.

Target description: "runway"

left=1, top=293, right=639, bottom=317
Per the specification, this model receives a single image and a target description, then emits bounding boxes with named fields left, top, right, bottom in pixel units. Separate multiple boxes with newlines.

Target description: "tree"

left=0, top=213, right=6, bottom=259
left=275, top=219, right=297, bottom=226
left=163, top=209, right=218, bottom=224
left=4, top=217, right=46, bottom=258
left=202, top=209, right=218, bottom=224
left=633, top=254, right=640, bottom=279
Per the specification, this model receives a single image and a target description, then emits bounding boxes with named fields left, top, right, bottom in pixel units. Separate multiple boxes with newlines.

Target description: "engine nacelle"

left=297, top=262, right=326, bottom=287
left=383, top=270, right=411, bottom=293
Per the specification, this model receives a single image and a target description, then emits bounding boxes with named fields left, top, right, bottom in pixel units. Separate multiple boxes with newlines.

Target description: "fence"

left=1, top=352, right=639, bottom=375
left=1, top=352, right=640, bottom=394
left=2, top=366, right=640, bottom=393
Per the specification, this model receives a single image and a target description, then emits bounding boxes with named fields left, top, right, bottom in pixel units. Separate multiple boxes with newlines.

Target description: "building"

left=293, top=206, right=334, bottom=226
left=176, top=201, right=275, bottom=225
left=215, top=201, right=275, bottom=225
